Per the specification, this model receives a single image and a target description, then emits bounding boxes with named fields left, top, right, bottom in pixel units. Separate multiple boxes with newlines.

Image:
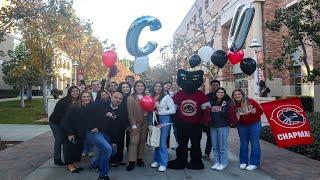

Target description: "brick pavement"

left=228, top=129, right=320, bottom=180
left=0, top=131, right=53, bottom=180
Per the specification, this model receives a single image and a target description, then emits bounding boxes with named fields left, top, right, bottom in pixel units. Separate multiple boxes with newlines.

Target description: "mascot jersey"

left=173, top=90, right=209, bottom=124
left=173, top=69, right=211, bottom=125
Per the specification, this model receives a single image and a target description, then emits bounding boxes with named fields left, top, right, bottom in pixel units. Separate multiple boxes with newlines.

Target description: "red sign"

left=261, top=97, right=313, bottom=148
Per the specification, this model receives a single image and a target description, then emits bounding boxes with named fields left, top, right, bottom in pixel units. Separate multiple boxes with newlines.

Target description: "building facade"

left=173, top=0, right=319, bottom=100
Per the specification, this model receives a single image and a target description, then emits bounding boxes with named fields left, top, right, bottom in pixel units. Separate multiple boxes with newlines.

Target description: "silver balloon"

left=228, top=4, right=255, bottom=51
left=134, top=56, right=149, bottom=73
left=228, top=4, right=245, bottom=50
left=126, top=16, right=162, bottom=57
left=233, top=4, right=255, bottom=50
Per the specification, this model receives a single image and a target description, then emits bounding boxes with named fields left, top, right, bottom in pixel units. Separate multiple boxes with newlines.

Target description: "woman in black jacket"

left=49, top=86, right=80, bottom=165
left=62, top=91, right=93, bottom=173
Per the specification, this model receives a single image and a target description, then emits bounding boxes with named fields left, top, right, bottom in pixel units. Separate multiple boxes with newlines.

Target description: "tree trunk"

left=20, top=86, right=25, bottom=108
left=42, top=78, right=48, bottom=115
left=26, top=83, right=32, bottom=101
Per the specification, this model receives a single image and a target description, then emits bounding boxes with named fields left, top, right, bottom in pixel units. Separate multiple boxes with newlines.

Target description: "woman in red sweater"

left=229, top=89, right=263, bottom=171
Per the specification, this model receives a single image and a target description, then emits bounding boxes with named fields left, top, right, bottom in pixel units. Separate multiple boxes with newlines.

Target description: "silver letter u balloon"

left=126, top=16, right=162, bottom=57
left=228, top=4, right=255, bottom=51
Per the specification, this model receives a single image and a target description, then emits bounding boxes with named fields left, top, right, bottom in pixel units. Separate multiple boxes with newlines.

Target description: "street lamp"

left=249, top=38, right=262, bottom=97
left=72, top=60, right=79, bottom=86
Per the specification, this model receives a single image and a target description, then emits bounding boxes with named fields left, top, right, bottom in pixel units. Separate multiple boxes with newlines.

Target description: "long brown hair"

left=232, top=89, right=250, bottom=114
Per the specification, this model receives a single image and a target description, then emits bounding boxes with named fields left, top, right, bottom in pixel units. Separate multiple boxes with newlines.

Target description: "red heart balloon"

left=102, top=50, right=117, bottom=68
left=227, top=49, right=244, bottom=65
left=139, top=96, right=156, bottom=112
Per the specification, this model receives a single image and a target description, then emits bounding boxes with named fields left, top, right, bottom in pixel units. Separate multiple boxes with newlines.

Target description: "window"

left=234, top=73, right=249, bottom=95
left=199, top=7, right=202, bottom=16
left=205, top=0, right=209, bottom=10
left=293, top=66, right=301, bottom=95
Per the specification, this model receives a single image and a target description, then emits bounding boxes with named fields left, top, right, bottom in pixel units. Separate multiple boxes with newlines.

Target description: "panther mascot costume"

left=168, top=69, right=211, bottom=170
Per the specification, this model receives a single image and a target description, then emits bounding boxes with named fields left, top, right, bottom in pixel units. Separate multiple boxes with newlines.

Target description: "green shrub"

left=260, top=112, right=320, bottom=161
left=0, top=89, right=20, bottom=99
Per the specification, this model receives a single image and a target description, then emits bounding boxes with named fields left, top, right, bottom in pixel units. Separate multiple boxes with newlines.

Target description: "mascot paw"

left=167, top=159, right=186, bottom=170
left=186, top=161, right=204, bottom=170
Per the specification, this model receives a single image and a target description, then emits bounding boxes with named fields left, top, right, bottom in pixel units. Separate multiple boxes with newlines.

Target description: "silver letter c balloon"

left=228, top=4, right=255, bottom=51
left=126, top=16, right=162, bottom=57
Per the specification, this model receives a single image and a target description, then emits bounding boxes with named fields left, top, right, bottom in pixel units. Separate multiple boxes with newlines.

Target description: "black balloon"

left=211, top=50, right=228, bottom=68
left=189, top=54, right=202, bottom=68
left=240, top=58, right=256, bottom=76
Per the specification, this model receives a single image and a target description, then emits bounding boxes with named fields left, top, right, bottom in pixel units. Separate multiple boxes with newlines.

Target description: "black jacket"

left=84, top=101, right=126, bottom=143
left=61, top=105, right=87, bottom=141
left=49, top=97, right=72, bottom=124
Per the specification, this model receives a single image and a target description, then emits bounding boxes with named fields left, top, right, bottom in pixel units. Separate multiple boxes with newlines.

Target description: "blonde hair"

left=232, top=89, right=250, bottom=114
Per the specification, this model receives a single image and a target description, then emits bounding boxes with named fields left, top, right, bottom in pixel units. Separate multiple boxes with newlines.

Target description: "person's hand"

left=112, top=144, right=117, bottom=148
left=154, top=110, right=158, bottom=115
left=131, top=125, right=138, bottom=136
left=251, top=108, right=256, bottom=114
left=236, top=113, right=240, bottom=120
left=91, top=128, right=99, bottom=133
left=68, top=135, right=75, bottom=142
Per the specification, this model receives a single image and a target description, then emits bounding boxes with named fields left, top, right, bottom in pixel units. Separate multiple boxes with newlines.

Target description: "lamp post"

left=249, top=38, right=262, bottom=97
left=72, top=60, right=79, bottom=86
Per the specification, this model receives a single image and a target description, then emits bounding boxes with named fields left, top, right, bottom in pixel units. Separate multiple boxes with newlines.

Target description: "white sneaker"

left=158, top=166, right=166, bottom=172
left=216, top=164, right=226, bottom=171
left=245, top=165, right=258, bottom=171
left=151, top=162, right=159, bottom=168
left=240, top=163, right=247, bottom=170
left=211, top=163, right=219, bottom=170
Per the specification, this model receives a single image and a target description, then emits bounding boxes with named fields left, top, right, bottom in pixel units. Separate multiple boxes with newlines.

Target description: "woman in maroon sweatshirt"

left=229, top=89, right=263, bottom=171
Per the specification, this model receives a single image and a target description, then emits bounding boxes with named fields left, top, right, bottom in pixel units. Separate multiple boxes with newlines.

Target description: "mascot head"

left=177, top=69, right=204, bottom=94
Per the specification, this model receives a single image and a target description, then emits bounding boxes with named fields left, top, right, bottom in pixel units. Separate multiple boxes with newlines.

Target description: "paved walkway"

left=0, top=124, right=50, bottom=141
left=0, top=129, right=319, bottom=180
left=0, top=96, right=44, bottom=102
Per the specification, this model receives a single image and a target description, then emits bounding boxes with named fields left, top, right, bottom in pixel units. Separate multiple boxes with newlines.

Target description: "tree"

left=266, top=0, right=320, bottom=82
left=2, top=43, right=40, bottom=108
left=16, top=0, right=74, bottom=114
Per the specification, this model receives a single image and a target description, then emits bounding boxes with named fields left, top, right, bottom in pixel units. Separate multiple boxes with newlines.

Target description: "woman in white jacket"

left=149, top=82, right=176, bottom=172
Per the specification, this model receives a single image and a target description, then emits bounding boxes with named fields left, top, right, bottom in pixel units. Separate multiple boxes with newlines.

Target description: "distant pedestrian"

left=259, top=80, right=270, bottom=97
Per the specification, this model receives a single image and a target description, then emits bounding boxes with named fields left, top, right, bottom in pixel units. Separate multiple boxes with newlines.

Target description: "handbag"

left=169, top=125, right=178, bottom=148
left=147, top=112, right=161, bottom=147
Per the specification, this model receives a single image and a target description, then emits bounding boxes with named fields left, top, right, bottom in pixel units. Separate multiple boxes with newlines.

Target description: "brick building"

left=173, top=0, right=319, bottom=108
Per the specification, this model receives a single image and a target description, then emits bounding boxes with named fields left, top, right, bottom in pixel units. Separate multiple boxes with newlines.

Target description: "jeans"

left=210, top=127, right=229, bottom=166
left=49, top=122, right=65, bottom=160
left=153, top=115, right=171, bottom=167
left=82, top=138, right=93, bottom=155
left=237, top=121, right=261, bottom=166
left=86, top=131, right=115, bottom=176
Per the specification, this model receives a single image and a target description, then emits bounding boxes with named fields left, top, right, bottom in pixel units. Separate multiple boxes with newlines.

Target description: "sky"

left=73, top=0, right=195, bottom=66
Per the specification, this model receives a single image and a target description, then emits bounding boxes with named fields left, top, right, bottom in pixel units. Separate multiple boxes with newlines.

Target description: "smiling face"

left=216, top=89, right=225, bottom=100
left=92, top=81, right=101, bottom=92
left=111, top=92, right=123, bottom=106
left=100, top=91, right=110, bottom=101
left=135, top=82, right=145, bottom=95
left=71, top=88, right=80, bottom=99
left=233, top=90, right=243, bottom=103
left=153, top=83, right=163, bottom=95
left=81, top=92, right=92, bottom=106
left=121, top=83, right=131, bottom=95
left=108, top=82, right=118, bottom=92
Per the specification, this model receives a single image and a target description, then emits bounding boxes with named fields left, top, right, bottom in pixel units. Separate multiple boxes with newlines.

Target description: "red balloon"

left=139, top=96, right=156, bottom=112
left=228, top=49, right=244, bottom=65
left=102, top=50, right=117, bottom=68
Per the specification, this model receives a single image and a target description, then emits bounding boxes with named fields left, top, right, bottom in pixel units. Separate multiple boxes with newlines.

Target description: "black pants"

left=110, top=129, right=125, bottom=163
left=175, top=120, right=202, bottom=164
left=63, top=139, right=84, bottom=165
left=202, top=126, right=212, bottom=155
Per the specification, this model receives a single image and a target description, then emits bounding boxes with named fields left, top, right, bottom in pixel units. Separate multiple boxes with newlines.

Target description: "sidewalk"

left=0, top=124, right=50, bottom=141
left=0, top=129, right=319, bottom=180
left=0, top=96, right=44, bottom=102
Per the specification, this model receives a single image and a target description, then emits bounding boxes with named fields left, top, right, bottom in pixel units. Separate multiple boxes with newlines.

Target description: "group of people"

left=49, top=75, right=265, bottom=180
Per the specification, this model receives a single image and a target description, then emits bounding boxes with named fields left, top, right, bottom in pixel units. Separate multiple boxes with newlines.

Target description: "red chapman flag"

left=260, top=97, right=314, bottom=148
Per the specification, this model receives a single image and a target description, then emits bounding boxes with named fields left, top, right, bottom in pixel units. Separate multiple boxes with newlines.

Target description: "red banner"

left=261, top=97, right=313, bottom=148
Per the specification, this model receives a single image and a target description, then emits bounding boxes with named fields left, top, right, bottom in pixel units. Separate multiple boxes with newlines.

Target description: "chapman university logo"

left=180, top=100, right=197, bottom=116
left=271, top=105, right=306, bottom=128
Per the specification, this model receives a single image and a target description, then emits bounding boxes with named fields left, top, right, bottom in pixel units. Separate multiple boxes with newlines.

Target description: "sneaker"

left=216, top=164, right=226, bottom=171
left=240, top=163, right=247, bottom=170
left=158, top=166, right=166, bottom=172
left=211, top=163, right=219, bottom=170
left=97, top=175, right=110, bottom=180
left=245, top=165, right=257, bottom=171
left=151, top=162, right=159, bottom=168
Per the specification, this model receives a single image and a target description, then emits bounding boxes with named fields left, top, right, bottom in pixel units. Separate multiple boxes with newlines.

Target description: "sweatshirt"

left=210, top=100, right=231, bottom=128
left=229, top=98, right=263, bottom=125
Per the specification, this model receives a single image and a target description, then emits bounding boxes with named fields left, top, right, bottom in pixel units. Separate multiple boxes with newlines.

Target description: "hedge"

left=0, top=89, right=19, bottom=99
left=260, top=112, right=320, bottom=161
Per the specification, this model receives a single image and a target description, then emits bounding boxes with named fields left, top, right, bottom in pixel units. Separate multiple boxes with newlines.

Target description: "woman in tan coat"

left=126, top=80, right=148, bottom=171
